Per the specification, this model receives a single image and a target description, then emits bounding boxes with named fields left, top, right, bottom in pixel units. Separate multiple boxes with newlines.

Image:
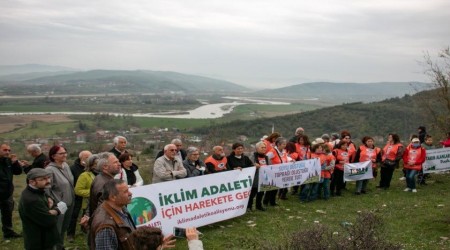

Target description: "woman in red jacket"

left=331, top=141, right=350, bottom=196
left=378, top=133, right=404, bottom=189
left=354, top=136, right=381, bottom=194
left=440, top=132, right=450, bottom=148
left=403, top=138, right=426, bottom=193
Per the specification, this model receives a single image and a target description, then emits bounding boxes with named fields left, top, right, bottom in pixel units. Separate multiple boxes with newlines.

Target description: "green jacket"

left=19, top=185, right=60, bottom=250
left=74, top=171, right=95, bottom=209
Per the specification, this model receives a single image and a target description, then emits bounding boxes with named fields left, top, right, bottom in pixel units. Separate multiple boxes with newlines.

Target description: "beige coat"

left=152, top=155, right=187, bottom=183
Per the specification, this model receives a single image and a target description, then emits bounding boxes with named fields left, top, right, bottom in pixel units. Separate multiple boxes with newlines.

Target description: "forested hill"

left=195, top=90, right=439, bottom=143
left=254, top=82, right=429, bottom=103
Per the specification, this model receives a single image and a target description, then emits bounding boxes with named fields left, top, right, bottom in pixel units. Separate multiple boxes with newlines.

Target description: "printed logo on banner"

left=128, top=197, right=158, bottom=226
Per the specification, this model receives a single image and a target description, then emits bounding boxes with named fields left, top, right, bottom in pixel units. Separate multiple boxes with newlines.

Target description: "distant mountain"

left=254, top=82, right=430, bottom=103
left=0, top=64, right=76, bottom=75
left=0, top=69, right=248, bottom=95
left=0, top=71, right=77, bottom=81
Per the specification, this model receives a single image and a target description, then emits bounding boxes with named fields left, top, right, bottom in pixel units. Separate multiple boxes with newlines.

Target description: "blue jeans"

left=300, top=183, right=319, bottom=202
left=355, top=180, right=369, bottom=193
left=406, top=169, right=418, bottom=189
left=318, top=178, right=330, bottom=200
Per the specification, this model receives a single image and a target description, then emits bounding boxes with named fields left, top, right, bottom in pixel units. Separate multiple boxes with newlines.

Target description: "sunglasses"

left=2, top=149, right=11, bottom=152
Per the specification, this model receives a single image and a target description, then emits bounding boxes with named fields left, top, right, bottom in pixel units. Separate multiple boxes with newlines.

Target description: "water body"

left=0, top=97, right=291, bottom=119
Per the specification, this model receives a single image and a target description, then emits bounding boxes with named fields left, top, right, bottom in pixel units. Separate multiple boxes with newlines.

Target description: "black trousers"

left=330, top=169, right=344, bottom=195
left=67, top=195, right=83, bottom=236
left=263, top=190, right=278, bottom=205
left=0, top=195, right=15, bottom=236
left=248, top=188, right=264, bottom=209
left=379, top=165, right=396, bottom=188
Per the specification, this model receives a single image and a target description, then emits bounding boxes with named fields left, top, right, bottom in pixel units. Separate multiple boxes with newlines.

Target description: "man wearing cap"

left=0, top=143, right=23, bottom=239
left=19, top=168, right=62, bottom=250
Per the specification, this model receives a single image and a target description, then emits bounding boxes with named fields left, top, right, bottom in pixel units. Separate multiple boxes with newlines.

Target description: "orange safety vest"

left=382, top=143, right=402, bottom=161
left=264, top=139, right=274, bottom=153
left=204, top=156, right=228, bottom=172
left=358, top=145, right=381, bottom=168
left=311, top=152, right=335, bottom=178
left=269, top=147, right=287, bottom=165
left=403, top=145, right=426, bottom=171
left=295, top=144, right=310, bottom=160
left=333, top=148, right=350, bottom=171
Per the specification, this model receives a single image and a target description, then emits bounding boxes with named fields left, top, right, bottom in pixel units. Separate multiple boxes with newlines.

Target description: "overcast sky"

left=1, top=0, right=449, bottom=88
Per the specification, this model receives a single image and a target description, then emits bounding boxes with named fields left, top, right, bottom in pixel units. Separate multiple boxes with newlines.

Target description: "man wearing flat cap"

left=19, top=168, right=65, bottom=250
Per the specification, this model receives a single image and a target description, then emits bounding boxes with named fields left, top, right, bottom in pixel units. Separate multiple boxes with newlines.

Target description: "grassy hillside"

left=2, top=164, right=449, bottom=249
left=195, top=90, right=441, bottom=143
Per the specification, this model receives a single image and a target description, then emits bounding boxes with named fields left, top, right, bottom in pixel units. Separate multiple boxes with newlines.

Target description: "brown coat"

left=90, top=202, right=136, bottom=250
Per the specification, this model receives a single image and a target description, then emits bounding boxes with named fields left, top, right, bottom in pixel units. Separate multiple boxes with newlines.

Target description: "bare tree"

left=419, top=47, right=450, bottom=134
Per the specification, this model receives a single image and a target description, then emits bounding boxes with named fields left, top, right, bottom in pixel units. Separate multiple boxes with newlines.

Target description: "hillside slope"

left=195, top=90, right=444, bottom=143
left=254, top=82, right=429, bottom=103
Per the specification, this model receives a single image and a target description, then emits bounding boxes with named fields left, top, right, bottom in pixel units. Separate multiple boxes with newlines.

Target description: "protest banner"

left=128, top=167, right=255, bottom=235
left=258, top=158, right=321, bottom=192
left=423, top=147, right=450, bottom=173
left=343, top=161, right=373, bottom=181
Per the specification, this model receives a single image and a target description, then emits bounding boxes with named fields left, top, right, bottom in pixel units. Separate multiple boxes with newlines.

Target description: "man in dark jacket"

left=19, top=168, right=61, bottom=250
left=22, top=144, right=48, bottom=174
left=0, top=143, right=23, bottom=239
left=67, top=150, right=92, bottom=242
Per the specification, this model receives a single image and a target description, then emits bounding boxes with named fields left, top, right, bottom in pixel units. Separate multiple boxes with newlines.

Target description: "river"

left=0, top=97, right=291, bottom=119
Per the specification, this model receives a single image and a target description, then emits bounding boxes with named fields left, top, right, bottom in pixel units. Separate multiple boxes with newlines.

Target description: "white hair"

left=171, top=138, right=182, bottom=145
left=255, top=141, right=265, bottom=149
left=164, top=144, right=175, bottom=151
left=186, top=147, right=199, bottom=156
left=113, top=136, right=127, bottom=145
left=78, top=150, right=92, bottom=159
left=96, top=152, right=114, bottom=172
left=26, top=144, right=41, bottom=154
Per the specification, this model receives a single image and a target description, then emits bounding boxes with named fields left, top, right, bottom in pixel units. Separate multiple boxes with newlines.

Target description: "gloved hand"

left=56, top=201, right=68, bottom=215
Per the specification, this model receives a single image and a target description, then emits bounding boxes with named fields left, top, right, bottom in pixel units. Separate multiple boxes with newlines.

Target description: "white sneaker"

left=412, top=189, right=417, bottom=193
left=399, top=177, right=406, bottom=181
left=404, top=188, right=411, bottom=192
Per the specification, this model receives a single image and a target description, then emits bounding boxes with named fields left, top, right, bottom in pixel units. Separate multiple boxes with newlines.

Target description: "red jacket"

left=402, top=144, right=426, bottom=171
left=440, top=138, right=450, bottom=148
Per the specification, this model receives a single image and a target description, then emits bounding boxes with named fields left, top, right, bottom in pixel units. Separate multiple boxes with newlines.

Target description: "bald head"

left=79, top=150, right=92, bottom=167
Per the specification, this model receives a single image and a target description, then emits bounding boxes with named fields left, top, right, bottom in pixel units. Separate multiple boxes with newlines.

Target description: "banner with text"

left=344, top=161, right=373, bottom=181
left=128, top=167, right=255, bottom=235
left=258, top=158, right=321, bottom=192
left=423, top=147, right=450, bottom=173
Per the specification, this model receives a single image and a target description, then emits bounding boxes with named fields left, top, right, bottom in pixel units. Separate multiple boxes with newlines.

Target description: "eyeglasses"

left=2, top=149, right=11, bottom=152
left=168, top=149, right=177, bottom=152
left=56, top=152, right=67, bottom=155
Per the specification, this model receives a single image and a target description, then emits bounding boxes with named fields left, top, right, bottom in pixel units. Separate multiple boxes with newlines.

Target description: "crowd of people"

left=0, top=127, right=449, bottom=249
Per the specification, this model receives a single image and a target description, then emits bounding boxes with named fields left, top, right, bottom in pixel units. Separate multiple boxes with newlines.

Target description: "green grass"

left=1, top=121, right=78, bottom=139
left=2, top=166, right=450, bottom=250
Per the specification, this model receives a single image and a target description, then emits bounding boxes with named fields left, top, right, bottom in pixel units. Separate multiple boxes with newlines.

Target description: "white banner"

left=423, top=147, right=450, bottom=173
left=258, top=159, right=321, bottom=192
left=344, top=161, right=373, bottom=181
left=127, top=167, right=255, bottom=235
